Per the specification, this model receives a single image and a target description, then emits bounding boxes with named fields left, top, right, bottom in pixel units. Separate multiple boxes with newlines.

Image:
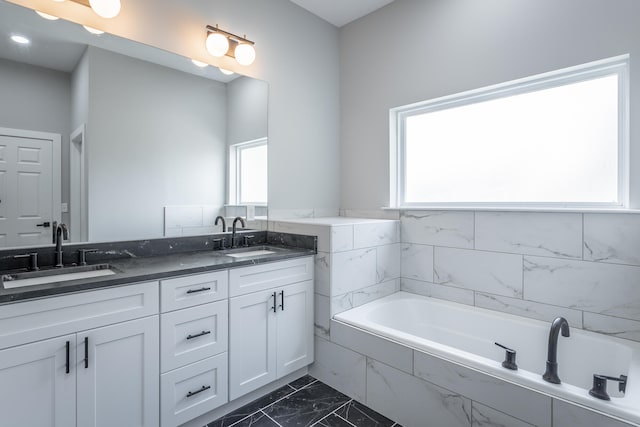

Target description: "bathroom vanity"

left=0, top=232, right=315, bottom=427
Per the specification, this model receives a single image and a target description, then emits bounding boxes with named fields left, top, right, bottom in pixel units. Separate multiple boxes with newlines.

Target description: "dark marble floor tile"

left=288, top=375, right=318, bottom=390
left=232, top=411, right=280, bottom=427
left=264, top=382, right=351, bottom=427
left=335, top=400, right=396, bottom=427
left=313, top=413, right=355, bottom=427
left=208, top=385, right=295, bottom=427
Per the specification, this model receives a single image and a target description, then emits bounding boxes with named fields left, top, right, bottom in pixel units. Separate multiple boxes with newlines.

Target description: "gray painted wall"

left=29, top=0, right=341, bottom=215
left=340, top=0, right=640, bottom=209
left=0, top=57, right=71, bottom=224
left=86, top=47, right=227, bottom=241
left=227, top=76, right=268, bottom=146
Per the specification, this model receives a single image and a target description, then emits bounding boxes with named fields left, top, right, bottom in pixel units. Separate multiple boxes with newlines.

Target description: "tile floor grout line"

left=261, top=410, right=283, bottom=427
left=225, top=384, right=300, bottom=427
left=335, top=413, right=358, bottom=427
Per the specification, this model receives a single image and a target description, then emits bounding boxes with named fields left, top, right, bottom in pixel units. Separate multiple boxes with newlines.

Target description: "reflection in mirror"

left=0, top=1, right=268, bottom=249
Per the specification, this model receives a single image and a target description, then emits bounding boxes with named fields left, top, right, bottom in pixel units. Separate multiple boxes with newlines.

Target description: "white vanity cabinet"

left=228, top=257, right=314, bottom=400
left=0, top=334, right=77, bottom=427
left=0, top=281, right=160, bottom=427
left=160, top=271, right=229, bottom=427
left=77, top=316, right=159, bottom=427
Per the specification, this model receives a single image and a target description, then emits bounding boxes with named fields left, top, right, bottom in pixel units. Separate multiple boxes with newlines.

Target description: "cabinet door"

left=277, top=280, right=314, bottom=377
left=229, top=290, right=277, bottom=400
left=77, top=316, right=159, bottom=427
left=0, top=335, right=76, bottom=427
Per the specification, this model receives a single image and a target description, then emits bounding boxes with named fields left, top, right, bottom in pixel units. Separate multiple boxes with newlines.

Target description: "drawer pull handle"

left=84, top=337, right=89, bottom=369
left=279, top=290, right=284, bottom=311
left=186, top=287, right=211, bottom=294
left=271, top=292, right=277, bottom=313
left=186, top=385, right=211, bottom=398
left=65, top=340, right=70, bottom=374
left=186, top=330, right=211, bottom=340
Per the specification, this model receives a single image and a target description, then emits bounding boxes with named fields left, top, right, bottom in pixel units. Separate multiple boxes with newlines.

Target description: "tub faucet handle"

left=495, top=342, right=518, bottom=371
left=589, top=374, right=628, bottom=401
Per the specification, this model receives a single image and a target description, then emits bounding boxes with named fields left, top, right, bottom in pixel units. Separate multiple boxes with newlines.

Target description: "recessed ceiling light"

left=219, top=68, right=234, bottom=76
left=83, top=25, right=104, bottom=35
left=36, top=10, right=59, bottom=20
left=191, top=59, right=208, bottom=68
left=10, top=35, right=30, bottom=45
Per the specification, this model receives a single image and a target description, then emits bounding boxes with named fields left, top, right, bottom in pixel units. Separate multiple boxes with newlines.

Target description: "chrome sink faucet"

left=231, top=217, right=246, bottom=248
left=52, top=221, right=69, bottom=268
left=215, top=215, right=226, bottom=232
left=543, top=317, right=570, bottom=384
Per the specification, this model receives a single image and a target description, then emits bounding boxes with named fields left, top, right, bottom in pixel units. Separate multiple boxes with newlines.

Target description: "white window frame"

left=228, top=137, right=268, bottom=206
left=390, top=55, right=630, bottom=210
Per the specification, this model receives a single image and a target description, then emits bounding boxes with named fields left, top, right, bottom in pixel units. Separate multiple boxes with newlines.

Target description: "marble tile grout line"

left=225, top=384, right=299, bottom=427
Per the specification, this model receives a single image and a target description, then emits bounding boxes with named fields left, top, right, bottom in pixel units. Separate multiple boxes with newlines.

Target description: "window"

left=391, top=55, right=629, bottom=209
left=229, top=138, right=267, bottom=205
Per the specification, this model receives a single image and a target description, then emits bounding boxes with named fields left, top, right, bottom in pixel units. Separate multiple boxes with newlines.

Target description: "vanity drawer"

left=160, top=353, right=228, bottom=427
left=160, top=301, right=228, bottom=373
left=229, top=256, right=314, bottom=297
left=0, top=281, right=159, bottom=350
left=160, top=271, right=228, bottom=313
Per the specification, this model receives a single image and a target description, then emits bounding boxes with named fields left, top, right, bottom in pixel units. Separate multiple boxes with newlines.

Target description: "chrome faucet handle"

left=242, top=235, right=255, bottom=247
left=78, top=249, right=99, bottom=266
left=13, top=253, right=39, bottom=271
left=494, top=342, right=518, bottom=370
left=212, top=238, right=226, bottom=250
left=589, top=374, right=628, bottom=401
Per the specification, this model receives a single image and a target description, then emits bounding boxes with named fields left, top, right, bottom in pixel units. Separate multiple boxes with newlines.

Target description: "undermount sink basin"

left=1, top=264, right=117, bottom=289
left=222, top=246, right=278, bottom=259
left=226, top=249, right=276, bottom=258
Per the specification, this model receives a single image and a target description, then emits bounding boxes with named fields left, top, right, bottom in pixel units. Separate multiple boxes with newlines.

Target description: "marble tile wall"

left=400, top=211, right=640, bottom=343
left=312, top=319, right=635, bottom=427
left=268, top=217, right=401, bottom=339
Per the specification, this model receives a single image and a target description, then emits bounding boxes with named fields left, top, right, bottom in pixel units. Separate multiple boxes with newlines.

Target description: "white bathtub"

left=334, top=292, right=640, bottom=425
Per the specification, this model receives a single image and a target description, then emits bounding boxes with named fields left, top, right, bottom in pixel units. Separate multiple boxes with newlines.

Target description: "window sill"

left=384, top=206, right=640, bottom=214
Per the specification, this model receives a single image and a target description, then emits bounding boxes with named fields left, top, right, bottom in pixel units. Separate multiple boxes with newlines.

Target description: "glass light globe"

left=89, top=0, right=121, bottom=19
left=36, top=11, right=59, bottom=20
left=234, top=43, right=255, bottom=66
left=191, top=59, right=208, bottom=68
left=11, top=35, right=30, bottom=45
left=219, top=68, right=234, bottom=75
left=83, top=25, right=104, bottom=35
left=206, top=32, right=229, bottom=57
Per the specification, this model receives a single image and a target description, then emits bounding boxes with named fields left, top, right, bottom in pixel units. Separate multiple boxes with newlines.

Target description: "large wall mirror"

left=0, top=1, right=268, bottom=249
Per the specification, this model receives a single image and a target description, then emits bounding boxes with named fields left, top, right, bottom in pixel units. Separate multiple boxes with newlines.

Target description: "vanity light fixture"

left=66, top=0, right=121, bottom=19
left=205, top=24, right=256, bottom=66
left=36, top=10, right=60, bottom=20
left=191, top=59, right=208, bottom=68
left=83, top=25, right=104, bottom=34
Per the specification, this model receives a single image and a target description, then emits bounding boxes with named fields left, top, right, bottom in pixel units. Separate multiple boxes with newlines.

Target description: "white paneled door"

left=0, top=127, right=61, bottom=247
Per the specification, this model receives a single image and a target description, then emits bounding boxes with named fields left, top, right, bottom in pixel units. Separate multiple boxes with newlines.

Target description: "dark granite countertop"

left=0, top=232, right=316, bottom=305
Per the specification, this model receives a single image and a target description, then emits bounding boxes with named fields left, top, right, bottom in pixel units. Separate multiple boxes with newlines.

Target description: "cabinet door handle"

left=65, top=341, right=70, bottom=374
left=186, top=287, right=211, bottom=294
left=271, top=292, right=277, bottom=313
left=84, top=337, right=89, bottom=369
left=279, top=290, right=284, bottom=311
left=186, top=385, right=211, bottom=398
left=186, top=330, right=211, bottom=340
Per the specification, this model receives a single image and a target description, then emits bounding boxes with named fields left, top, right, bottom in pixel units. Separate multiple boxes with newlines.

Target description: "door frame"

left=0, top=126, right=62, bottom=238
left=70, top=125, right=87, bottom=242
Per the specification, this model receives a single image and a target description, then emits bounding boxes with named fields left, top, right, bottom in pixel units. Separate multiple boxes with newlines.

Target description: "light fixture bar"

left=205, top=25, right=254, bottom=46
left=69, top=0, right=91, bottom=7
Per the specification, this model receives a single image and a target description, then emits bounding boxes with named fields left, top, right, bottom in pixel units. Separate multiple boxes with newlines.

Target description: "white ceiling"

left=289, top=0, right=394, bottom=27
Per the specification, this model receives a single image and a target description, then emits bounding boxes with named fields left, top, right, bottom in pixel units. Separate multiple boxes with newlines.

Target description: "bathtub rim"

left=332, top=291, right=640, bottom=426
